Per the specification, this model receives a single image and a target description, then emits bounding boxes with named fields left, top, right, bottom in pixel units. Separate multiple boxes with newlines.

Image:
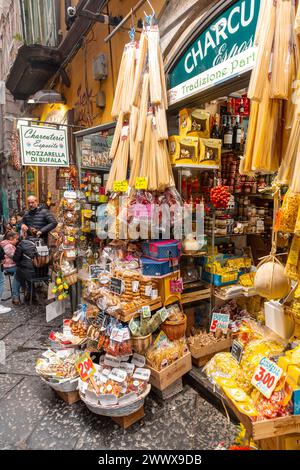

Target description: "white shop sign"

left=19, top=124, right=69, bottom=167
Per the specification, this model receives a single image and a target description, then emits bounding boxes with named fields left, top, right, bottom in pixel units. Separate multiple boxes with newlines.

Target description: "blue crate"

left=201, top=270, right=239, bottom=286
left=142, top=240, right=181, bottom=260
left=141, top=257, right=175, bottom=277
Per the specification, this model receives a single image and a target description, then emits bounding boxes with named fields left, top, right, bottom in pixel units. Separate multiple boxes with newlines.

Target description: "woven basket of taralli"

left=131, top=333, right=152, bottom=354
left=160, top=314, right=187, bottom=340
left=59, top=252, right=78, bottom=286
left=79, top=384, right=151, bottom=417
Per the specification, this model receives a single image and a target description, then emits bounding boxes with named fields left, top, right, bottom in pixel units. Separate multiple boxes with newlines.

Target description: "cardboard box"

left=169, top=136, right=199, bottom=165
left=286, top=376, right=300, bottom=415
left=179, top=108, right=192, bottom=136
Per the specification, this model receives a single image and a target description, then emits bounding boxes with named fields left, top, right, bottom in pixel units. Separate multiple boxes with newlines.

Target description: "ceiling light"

left=27, top=90, right=65, bottom=104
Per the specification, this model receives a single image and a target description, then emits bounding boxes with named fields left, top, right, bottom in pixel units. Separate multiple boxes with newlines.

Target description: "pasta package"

left=188, top=109, right=210, bottom=138
left=179, top=108, right=192, bottom=136
left=169, top=136, right=199, bottom=165
left=199, top=138, right=221, bottom=166
left=278, top=190, right=300, bottom=233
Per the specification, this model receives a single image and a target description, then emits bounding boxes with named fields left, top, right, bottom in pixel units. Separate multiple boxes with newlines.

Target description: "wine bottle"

left=234, top=115, right=242, bottom=152
left=223, top=116, right=233, bottom=149
left=211, top=114, right=220, bottom=139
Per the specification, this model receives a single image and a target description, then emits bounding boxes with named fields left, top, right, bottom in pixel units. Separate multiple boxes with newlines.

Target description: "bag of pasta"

left=278, top=190, right=300, bottom=233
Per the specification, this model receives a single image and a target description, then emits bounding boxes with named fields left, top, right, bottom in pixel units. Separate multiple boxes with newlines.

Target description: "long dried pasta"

left=111, top=48, right=127, bottom=118
left=121, top=43, right=136, bottom=115
left=137, top=73, right=149, bottom=143
left=148, top=29, right=162, bottom=105
left=131, top=33, right=148, bottom=107
left=248, top=0, right=276, bottom=101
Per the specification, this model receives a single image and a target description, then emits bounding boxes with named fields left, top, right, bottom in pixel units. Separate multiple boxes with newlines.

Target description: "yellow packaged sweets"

left=285, top=235, right=300, bottom=280
left=179, top=108, right=192, bottom=136
left=169, top=135, right=199, bottom=165
left=278, top=190, right=299, bottom=233
left=187, top=109, right=210, bottom=138
left=199, top=138, right=221, bottom=166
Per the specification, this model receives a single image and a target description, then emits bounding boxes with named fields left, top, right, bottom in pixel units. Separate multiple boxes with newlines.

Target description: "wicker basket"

left=40, top=376, right=78, bottom=393
left=79, top=384, right=151, bottom=417
left=131, top=333, right=152, bottom=354
left=160, top=314, right=187, bottom=340
left=63, top=270, right=78, bottom=286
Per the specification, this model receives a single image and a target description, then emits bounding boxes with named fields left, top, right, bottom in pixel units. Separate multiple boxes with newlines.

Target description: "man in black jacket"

left=21, top=196, right=57, bottom=242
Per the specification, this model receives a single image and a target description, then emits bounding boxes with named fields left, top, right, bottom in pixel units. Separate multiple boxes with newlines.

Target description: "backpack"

left=26, top=240, right=50, bottom=268
left=0, top=245, right=4, bottom=264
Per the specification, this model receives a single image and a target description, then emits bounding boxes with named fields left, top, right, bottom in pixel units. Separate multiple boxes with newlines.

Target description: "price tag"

left=98, top=394, right=118, bottom=406
left=142, top=305, right=151, bottom=319
left=109, top=368, right=128, bottom=383
left=75, top=352, right=96, bottom=382
left=132, top=280, right=139, bottom=293
left=89, top=265, right=104, bottom=280
left=132, top=353, right=146, bottom=368
left=231, top=340, right=244, bottom=364
left=118, top=392, right=137, bottom=405
left=113, top=181, right=128, bottom=193
left=135, top=177, right=148, bottom=190
left=210, top=313, right=230, bottom=334
left=110, top=277, right=124, bottom=295
left=111, top=327, right=125, bottom=343
left=121, top=125, right=129, bottom=139
left=122, top=328, right=131, bottom=341
left=119, top=362, right=135, bottom=374
left=64, top=190, right=77, bottom=199
left=104, top=354, right=121, bottom=368
left=133, top=368, right=151, bottom=381
left=99, top=373, right=109, bottom=384
left=144, top=285, right=152, bottom=297
left=251, top=357, right=283, bottom=399
left=119, top=355, right=131, bottom=362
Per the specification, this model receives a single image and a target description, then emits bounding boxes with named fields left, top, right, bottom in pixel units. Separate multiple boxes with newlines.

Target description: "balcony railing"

left=20, top=0, right=59, bottom=47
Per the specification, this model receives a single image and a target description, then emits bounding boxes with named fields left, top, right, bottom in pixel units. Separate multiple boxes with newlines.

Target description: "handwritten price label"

left=251, top=357, right=283, bottom=399
left=75, top=352, right=96, bottom=382
left=135, top=177, right=148, bottom=190
left=113, top=181, right=128, bottom=193
left=210, top=313, right=230, bottom=334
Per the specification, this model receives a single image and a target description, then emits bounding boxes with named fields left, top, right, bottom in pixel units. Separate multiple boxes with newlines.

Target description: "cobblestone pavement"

left=0, top=287, right=237, bottom=450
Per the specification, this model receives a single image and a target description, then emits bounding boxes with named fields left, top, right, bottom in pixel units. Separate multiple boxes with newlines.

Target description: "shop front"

left=30, top=0, right=300, bottom=450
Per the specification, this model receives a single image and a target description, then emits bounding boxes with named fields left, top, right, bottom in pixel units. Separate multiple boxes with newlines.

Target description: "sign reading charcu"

left=167, top=0, right=260, bottom=105
left=19, top=124, right=69, bottom=167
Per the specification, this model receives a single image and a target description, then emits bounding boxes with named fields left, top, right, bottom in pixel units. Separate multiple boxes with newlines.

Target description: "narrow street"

left=0, top=289, right=237, bottom=450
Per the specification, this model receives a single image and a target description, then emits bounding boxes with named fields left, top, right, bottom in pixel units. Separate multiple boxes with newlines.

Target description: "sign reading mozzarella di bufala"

left=19, top=124, right=69, bottom=167
left=167, top=0, right=260, bottom=105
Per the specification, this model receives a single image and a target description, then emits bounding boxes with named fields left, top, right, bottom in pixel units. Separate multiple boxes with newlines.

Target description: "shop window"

left=20, top=0, right=58, bottom=47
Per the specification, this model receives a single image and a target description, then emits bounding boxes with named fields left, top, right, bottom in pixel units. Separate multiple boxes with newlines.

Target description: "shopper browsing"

left=0, top=245, right=11, bottom=314
left=21, top=196, right=57, bottom=242
left=13, top=227, right=40, bottom=302
left=0, top=232, right=21, bottom=305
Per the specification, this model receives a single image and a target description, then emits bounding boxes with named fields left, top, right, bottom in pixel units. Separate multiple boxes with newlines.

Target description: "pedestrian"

left=5, top=215, right=17, bottom=235
left=21, top=196, right=57, bottom=242
left=16, top=212, right=24, bottom=235
left=0, top=244, right=12, bottom=314
left=0, top=232, right=21, bottom=305
left=13, top=227, right=40, bottom=303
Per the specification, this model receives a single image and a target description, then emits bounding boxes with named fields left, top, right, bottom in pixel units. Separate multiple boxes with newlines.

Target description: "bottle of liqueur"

left=234, top=115, right=242, bottom=151
left=223, top=116, right=233, bottom=149
left=211, top=114, right=220, bottom=139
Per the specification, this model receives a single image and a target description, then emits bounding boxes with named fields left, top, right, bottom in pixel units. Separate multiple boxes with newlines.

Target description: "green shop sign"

left=167, top=0, right=260, bottom=105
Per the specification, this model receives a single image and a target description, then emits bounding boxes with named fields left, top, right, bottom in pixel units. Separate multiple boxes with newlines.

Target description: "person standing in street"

left=0, top=232, right=21, bottom=305
left=21, top=196, right=57, bottom=242
left=0, top=244, right=11, bottom=314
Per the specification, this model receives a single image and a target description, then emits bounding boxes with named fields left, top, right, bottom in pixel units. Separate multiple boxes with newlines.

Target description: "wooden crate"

left=189, top=337, right=232, bottom=367
left=181, top=287, right=211, bottom=305
left=55, top=389, right=80, bottom=405
left=151, top=378, right=183, bottom=400
left=111, top=406, right=145, bottom=429
left=147, top=352, right=192, bottom=391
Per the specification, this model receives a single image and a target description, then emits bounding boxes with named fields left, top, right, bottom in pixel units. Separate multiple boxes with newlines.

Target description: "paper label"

left=132, top=368, right=151, bottom=381
left=113, top=181, right=128, bottom=193
left=119, top=362, right=135, bottom=374
left=251, top=357, right=283, bottom=399
left=142, top=305, right=151, bottom=319
left=104, top=354, right=121, bottom=367
left=98, top=394, right=118, bottom=406
left=75, top=352, right=96, bottom=382
left=99, top=373, right=109, bottom=384
left=132, top=281, right=139, bottom=293
left=210, top=313, right=230, bottom=334
left=110, top=277, right=124, bottom=295
left=151, top=289, right=158, bottom=300
left=102, top=368, right=111, bottom=377
left=111, top=327, right=125, bottom=343
left=89, top=265, right=104, bottom=280
left=132, top=353, right=146, bottom=368
left=122, top=328, right=131, bottom=341
left=144, top=285, right=152, bottom=297
left=157, top=307, right=168, bottom=321
left=109, top=368, right=127, bottom=383
left=119, top=355, right=131, bottom=363
left=56, top=348, right=75, bottom=359
left=64, top=190, right=77, bottom=199
left=121, top=125, right=129, bottom=139
left=135, top=177, right=148, bottom=190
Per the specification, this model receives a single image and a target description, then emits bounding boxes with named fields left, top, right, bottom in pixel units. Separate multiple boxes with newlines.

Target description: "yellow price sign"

left=113, top=180, right=128, bottom=192
left=85, top=191, right=91, bottom=197
left=75, top=352, right=96, bottom=382
left=135, top=177, right=148, bottom=190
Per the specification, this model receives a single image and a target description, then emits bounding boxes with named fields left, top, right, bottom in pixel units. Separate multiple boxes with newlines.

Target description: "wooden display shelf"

left=55, top=390, right=80, bottom=405
left=189, top=337, right=232, bottom=367
left=214, top=287, right=257, bottom=301
left=181, top=287, right=211, bottom=304
left=147, top=352, right=192, bottom=391
left=111, top=406, right=145, bottom=429
left=83, top=296, right=162, bottom=323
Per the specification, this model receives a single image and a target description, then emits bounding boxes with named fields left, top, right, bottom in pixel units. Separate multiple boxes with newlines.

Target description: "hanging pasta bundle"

left=121, top=43, right=136, bottom=115
left=115, top=132, right=130, bottom=182
left=109, top=112, right=124, bottom=159
left=248, top=0, right=276, bottom=101
left=129, top=105, right=139, bottom=162
left=111, top=47, right=127, bottom=118
left=157, top=40, right=168, bottom=109
left=295, top=0, right=300, bottom=34
left=155, top=104, right=168, bottom=141
left=140, top=114, right=152, bottom=180
left=277, top=114, right=300, bottom=184
left=270, top=0, right=294, bottom=99
left=131, top=32, right=148, bottom=107
left=137, top=73, right=150, bottom=143
left=148, top=29, right=162, bottom=105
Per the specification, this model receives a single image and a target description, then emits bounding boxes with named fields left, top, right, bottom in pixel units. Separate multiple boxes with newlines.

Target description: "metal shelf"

left=172, top=164, right=219, bottom=170
left=81, top=166, right=110, bottom=172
